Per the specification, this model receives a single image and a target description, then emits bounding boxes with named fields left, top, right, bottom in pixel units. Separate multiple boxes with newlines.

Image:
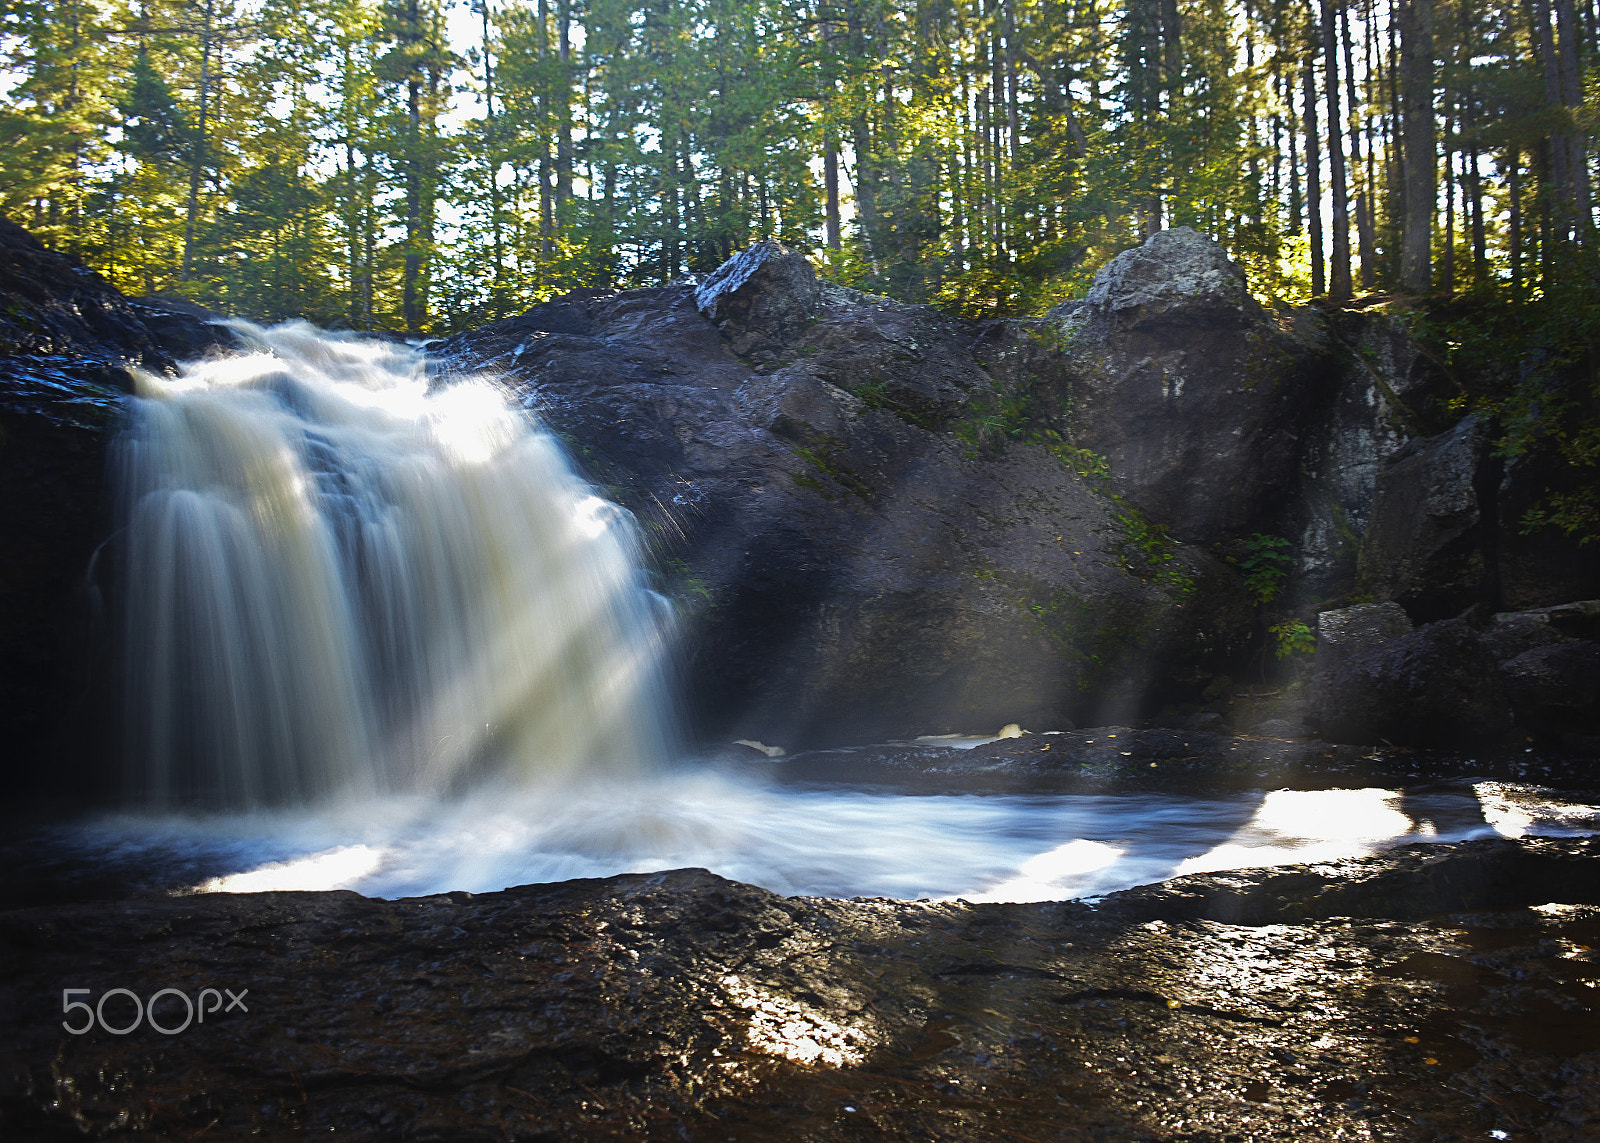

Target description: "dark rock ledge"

left=3, top=837, right=1598, bottom=1141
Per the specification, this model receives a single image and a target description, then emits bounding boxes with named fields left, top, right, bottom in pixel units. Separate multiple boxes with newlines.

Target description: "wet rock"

left=3, top=840, right=1598, bottom=1141
left=1046, top=227, right=1330, bottom=546
left=1249, top=718, right=1306, bottom=738
left=441, top=251, right=1253, bottom=748
left=1359, top=415, right=1493, bottom=620
left=1313, top=616, right=1511, bottom=748
left=1500, top=641, right=1600, bottom=741
left=749, top=726, right=1587, bottom=798
left=1101, top=834, right=1600, bottom=923
left=129, top=295, right=237, bottom=362
left=0, top=222, right=236, bottom=799
left=694, top=239, right=821, bottom=358
left=0, top=218, right=233, bottom=370
left=1292, top=310, right=1456, bottom=593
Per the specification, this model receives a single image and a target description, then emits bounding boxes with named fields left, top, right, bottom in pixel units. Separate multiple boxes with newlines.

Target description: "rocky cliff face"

left=1292, top=309, right=1460, bottom=593
left=5, top=217, right=1595, bottom=767
left=439, top=227, right=1593, bottom=751
left=0, top=219, right=234, bottom=799
left=429, top=229, right=1595, bottom=749
left=1045, top=227, right=1330, bottom=547
left=440, top=240, right=1263, bottom=748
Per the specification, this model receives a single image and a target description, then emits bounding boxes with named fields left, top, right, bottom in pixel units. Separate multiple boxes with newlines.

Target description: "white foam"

left=115, top=322, right=673, bottom=808
left=61, top=777, right=1600, bottom=905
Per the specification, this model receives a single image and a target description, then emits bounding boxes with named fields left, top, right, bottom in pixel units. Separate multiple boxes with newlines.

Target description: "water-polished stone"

left=3, top=837, right=1597, bottom=1140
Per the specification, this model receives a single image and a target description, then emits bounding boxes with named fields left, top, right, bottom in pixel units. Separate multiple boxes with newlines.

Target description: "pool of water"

left=20, top=767, right=1600, bottom=906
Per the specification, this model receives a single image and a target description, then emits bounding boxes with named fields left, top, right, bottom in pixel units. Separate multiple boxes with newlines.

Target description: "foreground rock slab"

left=3, top=838, right=1598, bottom=1140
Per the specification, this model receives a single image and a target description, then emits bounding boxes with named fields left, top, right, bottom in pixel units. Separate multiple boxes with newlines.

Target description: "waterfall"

left=114, top=321, right=673, bottom=809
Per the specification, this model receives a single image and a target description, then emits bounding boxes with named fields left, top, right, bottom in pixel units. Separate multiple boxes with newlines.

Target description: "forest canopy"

left=0, top=0, right=1594, bottom=333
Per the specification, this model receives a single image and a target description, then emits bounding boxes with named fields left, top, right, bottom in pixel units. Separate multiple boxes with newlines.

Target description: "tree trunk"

left=536, top=0, right=553, bottom=258
left=1341, top=0, right=1375, bottom=289
left=1535, top=0, right=1570, bottom=238
left=1556, top=0, right=1589, bottom=237
left=825, top=138, right=841, bottom=249
left=557, top=0, right=573, bottom=210
left=404, top=77, right=423, bottom=332
left=661, top=124, right=678, bottom=280
left=1468, top=143, right=1485, bottom=283
left=1004, top=0, right=1019, bottom=162
left=1442, top=107, right=1455, bottom=293
left=852, top=115, right=881, bottom=270
left=1303, top=41, right=1325, bottom=297
left=1399, top=0, right=1435, bottom=292
left=481, top=0, right=502, bottom=289
left=181, top=0, right=214, bottom=282
left=1320, top=0, right=1351, bottom=300
left=1508, top=147, right=1523, bottom=291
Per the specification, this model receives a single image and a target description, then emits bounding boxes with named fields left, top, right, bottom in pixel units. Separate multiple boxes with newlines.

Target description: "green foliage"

left=0, top=0, right=1588, bottom=337
left=1013, top=584, right=1144, bottom=693
left=1268, top=620, right=1315, bottom=661
left=953, top=384, right=1033, bottom=455
left=1236, top=533, right=1292, bottom=604
left=848, top=379, right=941, bottom=431
left=950, top=385, right=1110, bottom=483
left=1425, top=249, right=1600, bottom=547
left=120, top=48, right=192, bottom=166
left=1034, top=430, right=1111, bottom=481
left=659, top=556, right=714, bottom=607
left=1112, top=500, right=1196, bottom=595
left=790, top=439, right=872, bottom=502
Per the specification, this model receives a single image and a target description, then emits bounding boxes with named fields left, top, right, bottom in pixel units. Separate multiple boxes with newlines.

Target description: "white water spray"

left=115, top=322, right=672, bottom=808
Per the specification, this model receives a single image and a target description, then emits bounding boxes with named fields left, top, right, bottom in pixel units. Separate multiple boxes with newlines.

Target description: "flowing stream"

left=116, top=322, right=673, bottom=808
left=74, top=323, right=1599, bottom=906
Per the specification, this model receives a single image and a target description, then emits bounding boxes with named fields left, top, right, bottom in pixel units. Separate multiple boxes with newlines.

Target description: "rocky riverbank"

left=2, top=838, right=1597, bottom=1141
left=0, top=218, right=236, bottom=797
left=3, top=219, right=1598, bottom=1140
left=3, top=217, right=1597, bottom=788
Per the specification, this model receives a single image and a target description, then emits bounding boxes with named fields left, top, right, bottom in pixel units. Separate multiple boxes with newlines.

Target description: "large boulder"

left=1487, top=602, right=1600, bottom=746
left=1358, top=415, right=1493, bottom=620
left=1046, top=227, right=1331, bottom=546
left=1312, top=598, right=1600, bottom=750
left=1076, top=224, right=1259, bottom=321
left=694, top=239, right=821, bottom=358
left=1292, top=310, right=1457, bottom=594
left=1311, top=609, right=1511, bottom=748
left=1312, top=601, right=1413, bottom=674
left=442, top=249, right=1256, bottom=748
left=1500, top=641, right=1600, bottom=743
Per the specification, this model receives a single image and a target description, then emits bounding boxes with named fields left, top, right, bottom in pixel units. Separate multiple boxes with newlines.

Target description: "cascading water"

left=51, top=321, right=1594, bottom=906
left=114, top=321, right=673, bottom=808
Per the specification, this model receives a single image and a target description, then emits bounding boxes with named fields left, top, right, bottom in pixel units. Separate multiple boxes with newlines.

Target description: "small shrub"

left=1268, top=620, right=1315, bottom=660
left=1237, top=533, right=1292, bottom=604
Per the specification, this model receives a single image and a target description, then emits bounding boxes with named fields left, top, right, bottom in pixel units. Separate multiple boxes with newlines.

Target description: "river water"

left=31, top=773, right=1597, bottom=904
left=54, top=322, right=1595, bottom=907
